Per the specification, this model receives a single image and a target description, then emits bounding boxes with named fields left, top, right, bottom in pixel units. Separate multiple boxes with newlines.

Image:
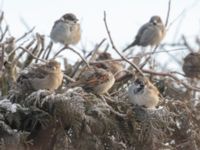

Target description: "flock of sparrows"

left=15, top=13, right=199, bottom=109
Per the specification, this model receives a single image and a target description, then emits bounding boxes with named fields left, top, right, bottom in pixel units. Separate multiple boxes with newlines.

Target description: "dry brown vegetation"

left=0, top=3, right=200, bottom=150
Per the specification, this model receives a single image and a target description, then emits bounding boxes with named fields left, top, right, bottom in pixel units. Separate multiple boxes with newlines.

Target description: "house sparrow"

left=17, top=60, right=63, bottom=92
left=92, top=52, right=124, bottom=80
left=97, top=52, right=124, bottom=74
left=123, top=16, right=165, bottom=52
left=128, top=77, right=159, bottom=108
left=50, top=13, right=81, bottom=46
left=69, top=67, right=115, bottom=95
left=182, top=52, right=200, bottom=79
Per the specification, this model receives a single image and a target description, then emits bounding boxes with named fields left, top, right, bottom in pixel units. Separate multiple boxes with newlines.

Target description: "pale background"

left=1, top=0, right=200, bottom=70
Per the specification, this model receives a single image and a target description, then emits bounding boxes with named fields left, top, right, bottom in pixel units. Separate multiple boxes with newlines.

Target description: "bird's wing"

left=50, top=20, right=71, bottom=41
left=134, top=23, right=152, bottom=44
left=139, top=25, right=159, bottom=46
left=71, top=68, right=110, bottom=89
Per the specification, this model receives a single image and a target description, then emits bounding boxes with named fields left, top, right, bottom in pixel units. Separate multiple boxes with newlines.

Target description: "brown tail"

left=68, top=80, right=84, bottom=88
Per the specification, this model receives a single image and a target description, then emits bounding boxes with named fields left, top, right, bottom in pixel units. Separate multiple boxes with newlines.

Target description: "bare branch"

left=0, top=44, right=4, bottom=71
left=0, top=25, right=8, bottom=42
left=103, top=11, right=144, bottom=76
left=54, top=45, right=90, bottom=68
left=182, top=35, right=194, bottom=52
left=165, top=0, right=171, bottom=27
left=88, top=38, right=106, bottom=62
left=139, top=46, right=158, bottom=69
left=142, top=69, right=200, bottom=91
left=63, top=73, right=75, bottom=82
left=16, top=27, right=35, bottom=42
left=42, top=41, right=53, bottom=60
left=53, top=46, right=67, bottom=58
left=67, top=46, right=90, bottom=68
left=18, top=46, right=46, bottom=63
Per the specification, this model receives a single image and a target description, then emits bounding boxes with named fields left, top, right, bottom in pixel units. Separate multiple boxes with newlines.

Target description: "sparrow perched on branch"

left=50, top=13, right=81, bottom=46
left=69, top=67, right=115, bottom=95
left=123, top=16, right=165, bottom=52
left=182, top=52, right=200, bottom=79
left=128, top=77, right=159, bottom=108
left=17, top=60, right=63, bottom=92
left=93, top=52, right=124, bottom=79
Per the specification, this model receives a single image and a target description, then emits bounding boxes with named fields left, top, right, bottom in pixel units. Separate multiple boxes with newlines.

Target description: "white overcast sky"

left=1, top=0, right=200, bottom=70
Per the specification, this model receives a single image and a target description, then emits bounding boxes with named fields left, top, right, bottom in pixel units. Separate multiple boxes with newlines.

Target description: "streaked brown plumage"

left=182, top=52, right=200, bottom=79
left=17, top=60, right=63, bottom=92
left=70, top=67, right=115, bottom=95
left=93, top=52, right=124, bottom=80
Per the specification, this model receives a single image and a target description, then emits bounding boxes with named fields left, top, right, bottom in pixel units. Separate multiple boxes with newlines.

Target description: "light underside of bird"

left=128, top=78, right=159, bottom=108
left=50, top=13, right=81, bottom=45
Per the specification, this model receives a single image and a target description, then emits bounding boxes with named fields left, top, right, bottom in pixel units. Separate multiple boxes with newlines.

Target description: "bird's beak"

left=52, top=66, right=56, bottom=70
left=75, top=18, right=79, bottom=22
left=153, top=20, right=157, bottom=24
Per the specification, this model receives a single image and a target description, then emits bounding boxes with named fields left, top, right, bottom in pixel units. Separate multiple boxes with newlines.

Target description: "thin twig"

left=53, top=45, right=67, bottom=58
left=54, top=45, right=90, bottom=68
left=36, top=34, right=45, bottom=63
left=42, top=41, right=53, bottom=59
left=0, top=25, right=8, bottom=42
left=182, top=35, right=194, bottom=52
left=142, top=69, right=200, bottom=92
left=139, top=46, right=158, bottom=69
left=103, top=11, right=144, bottom=76
left=71, top=39, right=106, bottom=78
left=0, top=44, right=4, bottom=71
left=167, top=0, right=200, bottom=30
left=90, top=47, right=187, bottom=64
left=0, top=12, right=4, bottom=25
left=63, top=73, right=75, bottom=82
left=67, top=46, right=90, bottom=68
left=45, top=44, right=53, bottom=60
left=18, top=46, right=46, bottom=62
left=16, top=27, right=35, bottom=42
left=165, top=0, right=171, bottom=27
left=88, top=38, right=106, bottom=62
left=13, top=39, right=36, bottom=63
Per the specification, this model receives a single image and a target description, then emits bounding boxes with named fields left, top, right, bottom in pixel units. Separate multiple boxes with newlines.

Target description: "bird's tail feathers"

left=122, top=41, right=136, bottom=52
left=68, top=80, right=84, bottom=88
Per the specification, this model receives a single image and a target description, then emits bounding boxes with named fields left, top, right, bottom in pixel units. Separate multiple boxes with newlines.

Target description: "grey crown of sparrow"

left=50, top=13, right=81, bottom=46
left=123, top=15, right=165, bottom=52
